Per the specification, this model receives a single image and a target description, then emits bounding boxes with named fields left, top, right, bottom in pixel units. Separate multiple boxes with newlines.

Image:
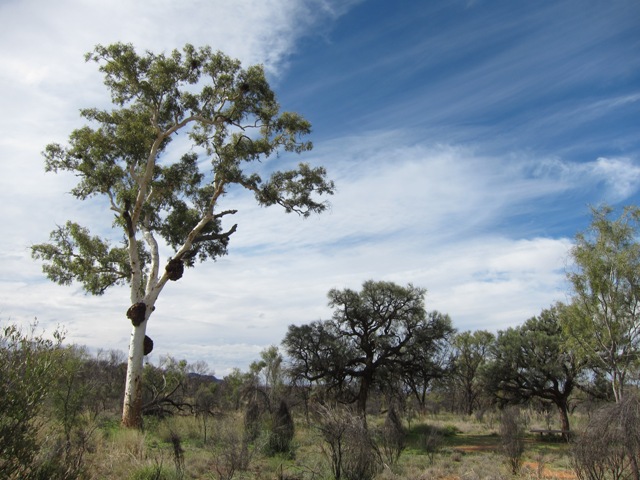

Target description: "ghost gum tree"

left=31, top=43, right=335, bottom=428
left=564, top=205, right=640, bottom=403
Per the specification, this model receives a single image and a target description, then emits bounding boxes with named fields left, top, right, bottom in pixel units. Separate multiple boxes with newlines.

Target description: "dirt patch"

left=522, top=461, right=576, bottom=480
left=453, top=444, right=497, bottom=453
left=449, top=436, right=575, bottom=480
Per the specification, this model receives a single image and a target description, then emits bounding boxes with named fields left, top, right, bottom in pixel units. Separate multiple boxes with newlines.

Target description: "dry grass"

left=70, top=409, right=578, bottom=480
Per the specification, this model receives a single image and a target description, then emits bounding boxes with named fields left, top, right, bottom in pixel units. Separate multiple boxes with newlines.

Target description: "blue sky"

left=0, top=0, right=639, bottom=375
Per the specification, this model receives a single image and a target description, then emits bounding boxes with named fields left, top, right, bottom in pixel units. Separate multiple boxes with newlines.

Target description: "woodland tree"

left=564, top=205, right=640, bottom=402
left=451, top=329, right=494, bottom=415
left=249, top=345, right=285, bottom=410
left=283, top=280, right=452, bottom=416
left=484, top=304, right=585, bottom=434
left=398, top=310, right=454, bottom=410
left=31, top=43, right=334, bottom=427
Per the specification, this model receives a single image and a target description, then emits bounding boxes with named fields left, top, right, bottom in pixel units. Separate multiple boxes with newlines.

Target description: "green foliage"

left=194, top=384, right=216, bottom=443
left=266, top=400, right=295, bottom=457
left=499, top=406, right=525, bottom=475
left=32, top=42, right=334, bottom=295
left=564, top=205, right=640, bottom=402
left=0, top=338, right=581, bottom=480
left=451, top=330, right=495, bottom=415
left=484, top=303, right=584, bottom=433
left=399, top=310, right=455, bottom=409
left=249, top=345, right=285, bottom=410
left=0, top=322, right=64, bottom=479
left=31, top=221, right=131, bottom=296
left=128, top=464, right=175, bottom=480
left=52, top=346, right=96, bottom=441
left=410, top=424, right=444, bottom=464
left=284, top=280, right=454, bottom=415
left=440, top=424, right=461, bottom=436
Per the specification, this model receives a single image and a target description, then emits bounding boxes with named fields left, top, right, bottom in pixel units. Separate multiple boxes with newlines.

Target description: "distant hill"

left=187, top=372, right=221, bottom=383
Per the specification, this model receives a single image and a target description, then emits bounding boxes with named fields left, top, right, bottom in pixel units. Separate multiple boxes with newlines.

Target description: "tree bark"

left=557, top=400, right=571, bottom=442
left=122, top=319, right=148, bottom=428
left=357, top=376, right=370, bottom=418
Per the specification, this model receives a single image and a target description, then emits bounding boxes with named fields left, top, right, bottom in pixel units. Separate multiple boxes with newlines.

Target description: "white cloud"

left=532, top=156, right=640, bottom=204
left=590, top=157, right=640, bottom=202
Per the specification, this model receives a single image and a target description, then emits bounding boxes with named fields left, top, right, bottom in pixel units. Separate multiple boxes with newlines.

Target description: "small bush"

left=419, top=428, right=444, bottom=465
left=499, top=406, right=525, bottom=475
left=315, top=405, right=382, bottom=480
left=244, top=401, right=263, bottom=442
left=211, top=416, right=255, bottom=480
left=571, top=395, right=640, bottom=480
left=0, top=323, right=64, bottom=479
left=267, top=400, right=295, bottom=457
left=128, top=463, right=174, bottom=480
left=442, top=424, right=461, bottom=436
left=168, top=431, right=184, bottom=480
left=380, top=405, right=405, bottom=466
left=342, top=419, right=381, bottom=480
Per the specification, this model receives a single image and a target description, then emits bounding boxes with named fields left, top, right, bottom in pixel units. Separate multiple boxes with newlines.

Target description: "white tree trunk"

left=121, top=226, right=167, bottom=427
left=120, top=202, right=223, bottom=427
left=122, top=318, right=148, bottom=428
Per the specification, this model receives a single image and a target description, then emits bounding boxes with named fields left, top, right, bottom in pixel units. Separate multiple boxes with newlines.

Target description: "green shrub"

left=0, top=322, right=64, bottom=479
left=380, top=405, right=405, bottom=465
left=266, top=400, right=295, bottom=457
left=315, top=405, right=382, bottom=480
left=128, top=463, right=174, bottom=480
left=442, top=424, right=461, bottom=436
left=244, top=401, right=263, bottom=442
left=499, top=406, right=525, bottom=475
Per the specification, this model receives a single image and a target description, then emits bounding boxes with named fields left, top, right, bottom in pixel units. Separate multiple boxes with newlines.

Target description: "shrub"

left=0, top=322, right=64, bottom=479
left=211, top=416, right=254, bottom=480
left=315, top=405, right=382, bottom=480
left=244, top=400, right=263, bottom=442
left=571, top=395, right=640, bottom=480
left=499, top=406, right=525, bottom=475
left=380, top=405, right=405, bottom=466
left=419, top=427, right=444, bottom=465
left=168, top=431, right=185, bottom=480
left=267, top=399, right=296, bottom=456
left=342, top=418, right=381, bottom=480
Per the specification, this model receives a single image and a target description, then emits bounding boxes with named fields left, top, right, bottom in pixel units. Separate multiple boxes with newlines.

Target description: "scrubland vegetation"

left=8, top=203, right=640, bottom=479
left=2, top=320, right=640, bottom=480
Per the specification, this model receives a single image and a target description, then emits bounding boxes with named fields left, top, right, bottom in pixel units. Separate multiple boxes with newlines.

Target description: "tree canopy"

left=283, top=280, right=454, bottom=415
left=563, top=205, right=640, bottom=402
left=451, top=330, right=494, bottom=416
left=31, top=43, right=334, bottom=427
left=484, top=303, right=586, bottom=433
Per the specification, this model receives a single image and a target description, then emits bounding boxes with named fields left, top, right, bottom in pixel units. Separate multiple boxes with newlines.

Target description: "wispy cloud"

left=531, top=156, right=640, bottom=204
